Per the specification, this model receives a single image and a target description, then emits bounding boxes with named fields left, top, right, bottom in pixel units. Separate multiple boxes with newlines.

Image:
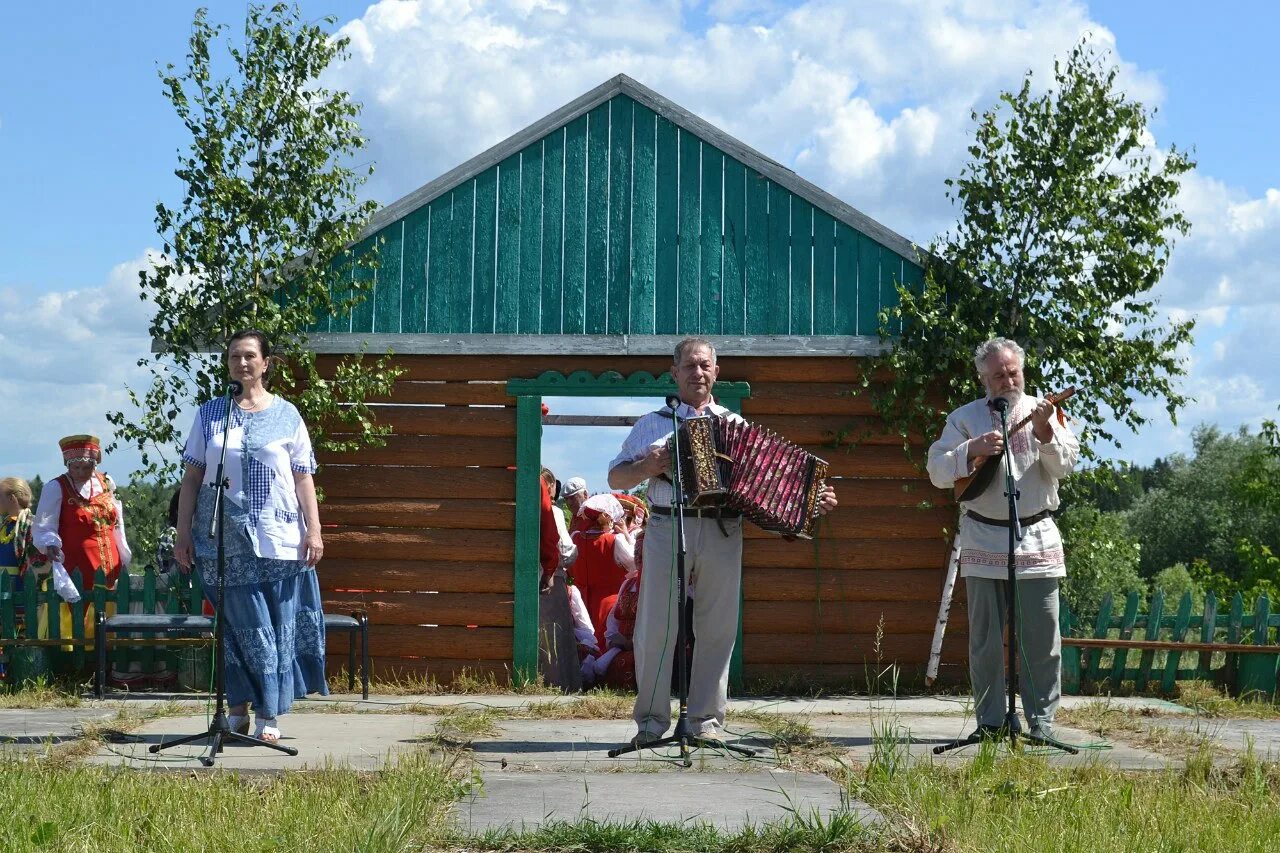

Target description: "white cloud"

left=328, top=0, right=1130, bottom=242
left=0, top=251, right=164, bottom=480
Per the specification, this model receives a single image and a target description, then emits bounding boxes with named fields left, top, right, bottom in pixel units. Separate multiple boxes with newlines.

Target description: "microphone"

left=990, top=396, right=1009, bottom=414
left=665, top=395, right=681, bottom=412
left=228, top=380, right=244, bottom=396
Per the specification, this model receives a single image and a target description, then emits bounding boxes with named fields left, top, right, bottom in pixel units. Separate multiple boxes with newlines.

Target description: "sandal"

left=253, top=717, right=281, bottom=743
left=227, top=714, right=250, bottom=735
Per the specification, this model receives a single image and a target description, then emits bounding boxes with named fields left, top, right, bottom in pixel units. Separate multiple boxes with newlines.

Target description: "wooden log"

left=1063, top=638, right=1280, bottom=654
left=742, top=600, right=966, bottom=635
left=358, top=625, right=511, bottom=659
left=315, top=354, right=888, bottom=384
left=752, top=414, right=915, bottom=446
left=318, top=435, right=516, bottom=467
left=741, top=538, right=948, bottom=570
left=742, top=662, right=968, bottom=687
left=742, top=506, right=952, bottom=540
left=320, top=498, right=515, bottom=530
left=318, top=466, right=514, bottom=499
left=326, top=527, right=514, bottom=563
left=742, top=567, right=949, bottom=601
left=320, top=559, right=513, bottom=594
left=834, top=479, right=951, bottom=508
left=370, top=381, right=512, bottom=406
left=364, top=406, right=517, bottom=437
left=318, top=354, right=670, bottom=382
left=321, top=592, right=512, bottom=627
left=810, top=445, right=927, bottom=479
left=740, top=383, right=880, bottom=416
left=742, top=631, right=963, bottom=665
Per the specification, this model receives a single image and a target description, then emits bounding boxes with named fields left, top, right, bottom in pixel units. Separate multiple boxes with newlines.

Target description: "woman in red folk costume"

left=32, top=435, right=132, bottom=637
left=590, top=529, right=644, bottom=690
left=569, top=493, right=634, bottom=650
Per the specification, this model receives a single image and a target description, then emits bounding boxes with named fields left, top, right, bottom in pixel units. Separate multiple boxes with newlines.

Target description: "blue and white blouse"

left=181, top=396, right=317, bottom=561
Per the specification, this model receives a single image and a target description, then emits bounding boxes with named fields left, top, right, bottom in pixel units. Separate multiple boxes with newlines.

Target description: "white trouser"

left=632, top=512, right=742, bottom=737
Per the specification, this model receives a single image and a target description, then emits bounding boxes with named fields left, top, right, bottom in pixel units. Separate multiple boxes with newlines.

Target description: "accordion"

left=668, top=415, right=828, bottom=539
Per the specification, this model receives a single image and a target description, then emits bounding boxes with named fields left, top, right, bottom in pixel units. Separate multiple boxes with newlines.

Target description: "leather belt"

left=966, top=509, right=1053, bottom=528
left=650, top=505, right=743, bottom=520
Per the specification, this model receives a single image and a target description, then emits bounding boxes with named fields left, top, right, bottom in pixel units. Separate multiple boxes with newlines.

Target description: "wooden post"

left=1162, top=592, right=1194, bottom=694
left=22, top=576, right=38, bottom=640
left=1197, top=591, right=1218, bottom=681
left=512, top=394, right=543, bottom=686
left=1227, top=592, right=1244, bottom=686
left=0, top=573, right=13, bottom=643
left=1135, top=590, right=1164, bottom=692
left=1059, top=598, right=1080, bottom=694
left=70, top=574, right=87, bottom=670
left=1086, top=593, right=1114, bottom=684
left=1109, top=591, right=1141, bottom=692
left=111, top=567, right=128, bottom=673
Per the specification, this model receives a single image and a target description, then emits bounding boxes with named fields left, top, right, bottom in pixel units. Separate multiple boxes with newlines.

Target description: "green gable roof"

left=314, top=75, right=923, bottom=346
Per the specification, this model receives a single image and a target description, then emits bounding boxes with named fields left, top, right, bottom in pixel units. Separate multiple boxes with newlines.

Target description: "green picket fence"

left=1061, top=590, right=1280, bottom=696
left=0, top=567, right=210, bottom=686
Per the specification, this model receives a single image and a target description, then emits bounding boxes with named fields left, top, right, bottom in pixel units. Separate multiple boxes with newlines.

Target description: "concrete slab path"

left=455, top=769, right=876, bottom=833
left=85, top=712, right=442, bottom=771
left=0, top=708, right=120, bottom=754
left=805, top=713, right=1172, bottom=770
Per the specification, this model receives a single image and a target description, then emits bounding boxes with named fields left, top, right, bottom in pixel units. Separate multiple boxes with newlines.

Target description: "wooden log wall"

left=316, top=354, right=520, bottom=684
left=734, top=358, right=962, bottom=688
left=314, top=353, right=960, bottom=687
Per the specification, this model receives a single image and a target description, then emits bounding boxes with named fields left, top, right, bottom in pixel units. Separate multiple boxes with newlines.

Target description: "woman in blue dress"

left=174, top=329, right=327, bottom=743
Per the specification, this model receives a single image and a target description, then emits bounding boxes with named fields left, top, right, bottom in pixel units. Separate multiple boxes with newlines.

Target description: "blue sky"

left=2, top=1, right=1277, bottom=489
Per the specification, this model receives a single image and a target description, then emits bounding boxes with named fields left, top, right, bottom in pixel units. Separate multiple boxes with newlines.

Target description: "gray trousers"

left=538, top=569, right=582, bottom=693
left=633, top=513, right=743, bottom=737
left=965, top=576, right=1061, bottom=730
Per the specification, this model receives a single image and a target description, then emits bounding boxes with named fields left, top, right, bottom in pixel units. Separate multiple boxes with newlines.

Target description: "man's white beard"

left=990, top=387, right=1025, bottom=407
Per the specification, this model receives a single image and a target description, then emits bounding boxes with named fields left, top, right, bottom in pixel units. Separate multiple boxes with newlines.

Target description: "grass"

left=3, top=691, right=1280, bottom=851
left=728, top=710, right=825, bottom=751
left=429, top=708, right=504, bottom=746
left=522, top=688, right=635, bottom=720
left=467, top=811, right=900, bottom=853
left=857, top=736, right=1280, bottom=853
left=0, top=675, right=84, bottom=708
left=0, top=752, right=471, bottom=852
left=325, top=666, right=560, bottom=697
left=1177, top=680, right=1280, bottom=719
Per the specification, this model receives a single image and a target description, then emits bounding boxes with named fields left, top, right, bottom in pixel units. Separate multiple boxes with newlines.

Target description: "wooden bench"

left=94, top=611, right=370, bottom=699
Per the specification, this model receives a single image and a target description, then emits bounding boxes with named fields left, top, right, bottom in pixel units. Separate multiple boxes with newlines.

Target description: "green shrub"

left=1059, top=504, right=1146, bottom=619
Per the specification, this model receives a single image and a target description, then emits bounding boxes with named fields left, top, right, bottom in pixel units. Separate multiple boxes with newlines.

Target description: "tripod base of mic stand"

left=149, top=711, right=299, bottom=767
left=932, top=715, right=1079, bottom=756
left=608, top=721, right=756, bottom=768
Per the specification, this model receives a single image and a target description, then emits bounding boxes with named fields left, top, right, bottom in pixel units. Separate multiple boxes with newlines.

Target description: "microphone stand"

left=934, top=399, right=1077, bottom=756
left=609, top=397, right=754, bottom=766
left=151, top=384, right=298, bottom=765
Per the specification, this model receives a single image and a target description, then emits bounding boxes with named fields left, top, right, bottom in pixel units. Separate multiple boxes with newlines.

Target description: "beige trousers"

left=632, top=513, right=742, bottom=737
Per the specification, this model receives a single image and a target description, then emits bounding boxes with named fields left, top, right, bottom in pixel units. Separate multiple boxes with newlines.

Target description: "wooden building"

left=311, top=75, right=962, bottom=688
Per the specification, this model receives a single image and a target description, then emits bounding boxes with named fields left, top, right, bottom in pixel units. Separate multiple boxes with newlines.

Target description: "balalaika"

left=668, top=415, right=829, bottom=539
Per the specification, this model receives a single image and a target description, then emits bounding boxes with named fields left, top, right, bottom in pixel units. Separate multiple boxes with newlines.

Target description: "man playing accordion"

left=608, top=337, right=837, bottom=747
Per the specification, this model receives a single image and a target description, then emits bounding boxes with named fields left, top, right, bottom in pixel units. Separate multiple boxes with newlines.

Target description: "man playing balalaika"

left=927, top=337, right=1079, bottom=743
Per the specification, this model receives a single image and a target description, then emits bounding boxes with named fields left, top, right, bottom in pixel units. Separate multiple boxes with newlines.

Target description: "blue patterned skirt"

left=194, top=494, right=328, bottom=717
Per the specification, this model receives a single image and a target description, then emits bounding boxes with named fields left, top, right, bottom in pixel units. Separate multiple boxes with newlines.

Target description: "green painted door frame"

left=505, top=369, right=752, bottom=689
